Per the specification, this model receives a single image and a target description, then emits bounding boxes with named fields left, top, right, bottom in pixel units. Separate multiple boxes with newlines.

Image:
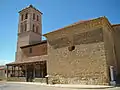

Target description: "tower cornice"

left=18, top=4, right=43, bottom=14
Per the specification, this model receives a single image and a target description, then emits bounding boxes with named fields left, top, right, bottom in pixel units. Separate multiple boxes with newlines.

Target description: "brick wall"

left=16, top=6, right=42, bottom=62
left=21, top=43, right=47, bottom=60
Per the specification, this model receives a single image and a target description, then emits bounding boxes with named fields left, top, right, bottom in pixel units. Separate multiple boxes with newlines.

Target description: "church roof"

left=112, top=24, right=120, bottom=27
left=43, top=16, right=106, bottom=37
left=20, top=40, right=47, bottom=48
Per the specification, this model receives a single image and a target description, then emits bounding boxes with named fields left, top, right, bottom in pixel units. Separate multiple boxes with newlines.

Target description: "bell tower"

left=16, top=5, right=43, bottom=62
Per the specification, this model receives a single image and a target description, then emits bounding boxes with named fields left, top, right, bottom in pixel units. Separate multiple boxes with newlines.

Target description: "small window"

left=29, top=48, right=32, bottom=53
left=25, top=13, right=28, bottom=19
left=33, top=24, right=35, bottom=32
left=37, top=15, right=39, bottom=21
left=33, top=13, right=35, bottom=20
left=68, top=46, right=75, bottom=51
left=21, top=14, right=23, bottom=21
left=24, top=24, right=27, bottom=31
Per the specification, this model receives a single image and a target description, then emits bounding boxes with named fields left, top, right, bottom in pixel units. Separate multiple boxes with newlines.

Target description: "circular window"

left=68, top=46, right=75, bottom=51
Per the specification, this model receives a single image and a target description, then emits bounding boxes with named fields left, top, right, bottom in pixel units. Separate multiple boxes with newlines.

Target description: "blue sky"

left=0, top=0, right=120, bottom=65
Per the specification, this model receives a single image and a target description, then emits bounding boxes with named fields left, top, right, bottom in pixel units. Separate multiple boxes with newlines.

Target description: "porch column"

left=39, top=63, right=41, bottom=77
left=33, top=63, right=35, bottom=78
left=12, top=66, right=13, bottom=77
left=6, top=65, right=8, bottom=78
left=25, top=64, right=27, bottom=77
left=14, top=66, right=15, bottom=77
left=41, top=62, right=44, bottom=78
left=18, top=66, right=19, bottom=77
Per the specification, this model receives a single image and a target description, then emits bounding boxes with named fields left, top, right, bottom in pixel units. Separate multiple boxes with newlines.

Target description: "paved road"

left=0, top=83, right=120, bottom=90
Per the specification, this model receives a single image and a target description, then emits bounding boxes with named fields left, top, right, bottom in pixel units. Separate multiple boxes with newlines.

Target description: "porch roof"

left=6, top=55, right=48, bottom=66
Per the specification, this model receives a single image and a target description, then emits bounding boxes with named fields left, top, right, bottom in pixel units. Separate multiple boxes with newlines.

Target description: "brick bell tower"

left=16, top=5, right=43, bottom=62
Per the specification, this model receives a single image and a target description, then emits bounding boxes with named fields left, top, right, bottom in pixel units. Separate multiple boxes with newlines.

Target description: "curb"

left=48, top=84, right=114, bottom=89
left=6, top=82, right=114, bottom=89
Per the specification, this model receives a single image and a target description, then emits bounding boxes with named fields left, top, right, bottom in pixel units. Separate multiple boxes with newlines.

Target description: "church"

left=6, top=5, right=120, bottom=85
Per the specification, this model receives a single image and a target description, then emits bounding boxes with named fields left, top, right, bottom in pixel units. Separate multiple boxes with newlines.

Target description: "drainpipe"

left=45, top=75, right=49, bottom=84
left=110, top=66, right=116, bottom=86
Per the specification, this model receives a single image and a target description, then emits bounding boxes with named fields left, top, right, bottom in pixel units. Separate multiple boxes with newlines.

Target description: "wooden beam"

left=12, top=66, right=13, bottom=77
left=39, top=63, right=41, bottom=77
left=33, top=64, right=35, bottom=78
left=7, top=66, right=8, bottom=78
left=14, top=66, right=15, bottom=77
left=18, top=66, right=19, bottom=77
left=25, top=64, right=27, bottom=79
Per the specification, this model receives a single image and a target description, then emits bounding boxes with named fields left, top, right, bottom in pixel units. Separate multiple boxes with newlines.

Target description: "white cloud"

left=0, top=59, right=13, bottom=65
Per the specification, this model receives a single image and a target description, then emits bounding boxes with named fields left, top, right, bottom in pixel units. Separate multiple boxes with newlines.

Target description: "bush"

left=52, top=78, right=60, bottom=84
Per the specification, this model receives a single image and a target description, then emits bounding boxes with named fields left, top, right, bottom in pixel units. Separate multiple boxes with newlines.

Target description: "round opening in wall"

left=68, top=46, right=75, bottom=51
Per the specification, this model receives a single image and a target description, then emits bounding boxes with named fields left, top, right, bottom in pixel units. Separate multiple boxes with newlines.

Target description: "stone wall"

left=112, top=25, right=120, bottom=74
left=34, top=78, right=46, bottom=83
left=47, top=27, right=109, bottom=85
left=101, top=19, right=118, bottom=80
left=7, top=77, right=46, bottom=83
left=7, top=77, right=26, bottom=82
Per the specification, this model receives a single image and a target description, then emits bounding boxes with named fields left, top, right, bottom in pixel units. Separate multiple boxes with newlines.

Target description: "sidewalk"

left=0, top=80, right=6, bottom=83
left=6, top=82, right=114, bottom=89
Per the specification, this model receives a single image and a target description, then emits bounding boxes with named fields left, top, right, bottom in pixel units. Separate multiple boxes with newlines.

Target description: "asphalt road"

left=0, top=83, right=120, bottom=90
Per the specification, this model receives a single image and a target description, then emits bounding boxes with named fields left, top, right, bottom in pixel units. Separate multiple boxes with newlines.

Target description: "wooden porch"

left=6, top=60, right=47, bottom=82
